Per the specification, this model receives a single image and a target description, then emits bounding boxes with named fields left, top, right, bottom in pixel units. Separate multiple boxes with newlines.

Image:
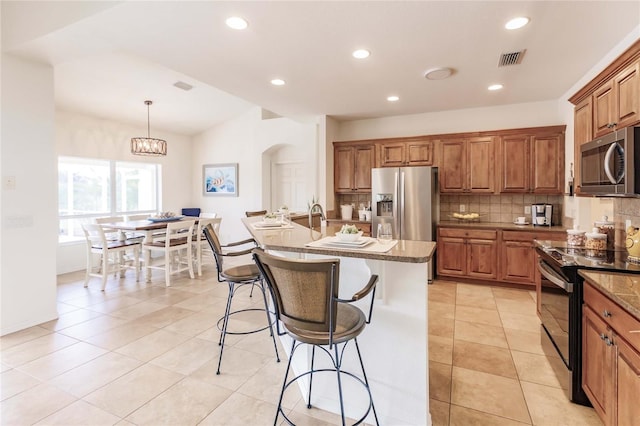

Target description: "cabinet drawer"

left=439, top=228, right=497, bottom=240
left=584, top=283, right=640, bottom=353
left=503, top=230, right=565, bottom=242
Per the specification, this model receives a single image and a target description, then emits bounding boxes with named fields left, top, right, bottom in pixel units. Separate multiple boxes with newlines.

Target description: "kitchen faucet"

left=308, top=203, right=326, bottom=231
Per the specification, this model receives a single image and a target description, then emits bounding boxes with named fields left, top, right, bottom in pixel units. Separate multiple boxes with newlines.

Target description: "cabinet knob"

left=600, top=333, right=613, bottom=346
left=603, top=310, right=612, bottom=318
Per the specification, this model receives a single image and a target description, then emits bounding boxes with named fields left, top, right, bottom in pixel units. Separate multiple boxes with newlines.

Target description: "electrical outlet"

left=459, top=204, right=466, bottom=212
left=524, top=206, right=531, bottom=214
left=626, top=219, right=632, bottom=229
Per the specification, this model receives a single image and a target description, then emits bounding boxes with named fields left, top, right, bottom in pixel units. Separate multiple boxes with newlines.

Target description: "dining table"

left=104, top=217, right=198, bottom=282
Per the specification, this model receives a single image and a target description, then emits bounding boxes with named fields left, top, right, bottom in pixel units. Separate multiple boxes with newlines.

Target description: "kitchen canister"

left=340, top=204, right=353, bottom=220
left=594, top=215, right=615, bottom=250
left=567, top=225, right=586, bottom=247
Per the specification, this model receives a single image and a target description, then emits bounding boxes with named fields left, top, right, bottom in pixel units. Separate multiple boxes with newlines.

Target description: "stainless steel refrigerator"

left=372, top=166, right=439, bottom=281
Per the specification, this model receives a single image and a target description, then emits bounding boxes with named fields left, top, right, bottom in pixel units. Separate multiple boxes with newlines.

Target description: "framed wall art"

left=203, top=163, right=238, bottom=196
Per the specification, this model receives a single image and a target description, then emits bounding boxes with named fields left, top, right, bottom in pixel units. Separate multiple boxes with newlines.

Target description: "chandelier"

left=131, top=100, right=167, bottom=156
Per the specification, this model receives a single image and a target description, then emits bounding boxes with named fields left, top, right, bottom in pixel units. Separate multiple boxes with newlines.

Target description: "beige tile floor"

left=1, top=258, right=603, bottom=425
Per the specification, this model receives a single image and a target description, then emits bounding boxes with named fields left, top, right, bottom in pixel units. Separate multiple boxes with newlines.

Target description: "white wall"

left=1, top=54, right=58, bottom=335
left=55, top=110, right=194, bottom=274
left=192, top=107, right=318, bottom=242
left=336, top=100, right=564, bottom=141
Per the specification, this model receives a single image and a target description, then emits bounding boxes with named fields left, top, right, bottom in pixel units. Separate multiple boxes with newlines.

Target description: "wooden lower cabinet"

left=437, top=227, right=566, bottom=287
left=582, top=305, right=613, bottom=422
left=437, top=227, right=497, bottom=280
left=582, top=280, right=640, bottom=426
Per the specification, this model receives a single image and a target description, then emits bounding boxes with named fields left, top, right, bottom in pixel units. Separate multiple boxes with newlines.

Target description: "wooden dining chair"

left=193, top=217, right=222, bottom=276
left=245, top=210, right=267, bottom=217
left=82, top=223, right=141, bottom=290
left=143, top=219, right=196, bottom=286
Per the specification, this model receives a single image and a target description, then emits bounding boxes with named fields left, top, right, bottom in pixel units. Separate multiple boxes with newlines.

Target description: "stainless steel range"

left=535, top=240, right=640, bottom=406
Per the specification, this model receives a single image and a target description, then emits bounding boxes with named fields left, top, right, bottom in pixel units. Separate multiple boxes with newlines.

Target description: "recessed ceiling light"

left=352, top=49, right=370, bottom=59
left=424, top=67, right=453, bottom=80
left=271, top=79, right=285, bottom=86
left=387, top=96, right=399, bottom=102
left=488, top=84, right=504, bottom=91
left=505, top=17, right=529, bottom=30
left=226, top=16, right=248, bottom=30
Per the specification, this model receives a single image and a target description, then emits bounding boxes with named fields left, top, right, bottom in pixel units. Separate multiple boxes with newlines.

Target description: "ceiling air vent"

left=498, top=49, right=526, bottom=67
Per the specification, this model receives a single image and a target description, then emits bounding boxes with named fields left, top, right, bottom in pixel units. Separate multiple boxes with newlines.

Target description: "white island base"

left=271, top=251, right=430, bottom=426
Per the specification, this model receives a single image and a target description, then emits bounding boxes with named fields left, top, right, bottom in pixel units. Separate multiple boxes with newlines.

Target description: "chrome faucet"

left=308, top=203, right=326, bottom=230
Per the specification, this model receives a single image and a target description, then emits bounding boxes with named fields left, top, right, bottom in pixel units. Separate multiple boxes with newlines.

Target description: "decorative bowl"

left=263, top=215, right=279, bottom=225
left=335, top=231, right=363, bottom=242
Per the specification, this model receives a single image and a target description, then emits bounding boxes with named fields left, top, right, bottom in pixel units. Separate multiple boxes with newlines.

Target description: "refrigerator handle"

left=399, top=170, right=405, bottom=239
left=394, top=171, right=399, bottom=239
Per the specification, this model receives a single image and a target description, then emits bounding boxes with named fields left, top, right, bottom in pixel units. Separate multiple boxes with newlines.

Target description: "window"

left=58, top=157, right=161, bottom=242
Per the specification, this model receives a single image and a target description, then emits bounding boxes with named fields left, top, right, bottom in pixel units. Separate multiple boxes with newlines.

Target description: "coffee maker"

left=531, top=203, right=552, bottom=226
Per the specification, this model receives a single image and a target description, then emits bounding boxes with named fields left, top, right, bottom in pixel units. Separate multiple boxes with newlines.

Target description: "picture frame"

left=203, top=163, right=238, bottom=197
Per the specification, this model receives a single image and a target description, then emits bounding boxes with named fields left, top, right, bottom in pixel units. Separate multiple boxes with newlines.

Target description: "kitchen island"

left=243, top=217, right=436, bottom=425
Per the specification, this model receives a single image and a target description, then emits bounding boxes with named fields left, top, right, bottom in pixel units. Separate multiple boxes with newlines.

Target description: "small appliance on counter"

left=531, top=203, right=552, bottom=226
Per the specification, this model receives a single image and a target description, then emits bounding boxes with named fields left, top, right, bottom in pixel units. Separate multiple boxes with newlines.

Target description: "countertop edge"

left=579, top=270, right=640, bottom=321
left=438, top=221, right=568, bottom=232
left=243, top=217, right=435, bottom=263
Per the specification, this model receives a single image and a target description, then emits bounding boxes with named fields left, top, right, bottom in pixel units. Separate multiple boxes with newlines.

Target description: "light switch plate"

left=3, top=175, right=16, bottom=190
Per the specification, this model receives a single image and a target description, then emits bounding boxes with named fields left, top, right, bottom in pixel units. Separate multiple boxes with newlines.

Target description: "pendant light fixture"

left=131, top=100, right=167, bottom=156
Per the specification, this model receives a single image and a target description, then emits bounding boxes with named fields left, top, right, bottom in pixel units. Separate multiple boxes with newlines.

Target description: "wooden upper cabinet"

left=439, top=139, right=466, bottom=192
left=531, top=132, right=565, bottom=193
left=499, top=126, right=565, bottom=194
left=334, top=142, right=374, bottom=193
left=468, top=137, right=495, bottom=192
left=378, top=138, right=433, bottom=167
left=574, top=97, right=593, bottom=195
left=500, top=135, right=529, bottom=192
left=440, top=136, right=495, bottom=193
left=593, top=60, right=639, bottom=137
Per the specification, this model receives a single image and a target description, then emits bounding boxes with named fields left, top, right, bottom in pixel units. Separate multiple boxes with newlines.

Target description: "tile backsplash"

left=336, top=193, right=564, bottom=225
left=614, top=198, right=640, bottom=248
left=440, top=194, right=564, bottom=225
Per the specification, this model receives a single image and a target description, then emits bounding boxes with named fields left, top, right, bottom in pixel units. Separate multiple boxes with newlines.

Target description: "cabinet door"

left=500, top=240, right=534, bottom=284
left=440, top=140, right=466, bottom=193
left=379, top=143, right=406, bottom=167
left=614, top=61, right=640, bottom=130
left=594, top=81, right=615, bottom=137
left=615, top=336, right=640, bottom=426
left=334, top=146, right=355, bottom=193
left=354, top=145, right=374, bottom=191
left=574, top=97, right=593, bottom=195
left=531, top=133, right=564, bottom=194
left=467, top=137, right=495, bottom=193
left=406, top=140, right=433, bottom=166
left=583, top=306, right=613, bottom=423
left=499, top=135, right=529, bottom=192
left=467, top=238, right=497, bottom=279
left=437, top=236, right=466, bottom=276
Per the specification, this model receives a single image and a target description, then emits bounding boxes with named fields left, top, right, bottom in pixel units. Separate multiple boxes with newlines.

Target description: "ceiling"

left=3, top=1, right=640, bottom=136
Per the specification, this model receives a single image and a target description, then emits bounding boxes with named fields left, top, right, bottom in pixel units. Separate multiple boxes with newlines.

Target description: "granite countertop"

left=242, top=217, right=436, bottom=263
left=438, top=220, right=568, bottom=232
left=579, top=270, right=640, bottom=321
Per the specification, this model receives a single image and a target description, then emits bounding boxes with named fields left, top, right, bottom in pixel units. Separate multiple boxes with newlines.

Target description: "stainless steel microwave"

left=580, top=126, right=640, bottom=196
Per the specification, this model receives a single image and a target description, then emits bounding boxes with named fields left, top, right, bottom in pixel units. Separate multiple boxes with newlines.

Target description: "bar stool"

left=202, top=225, right=280, bottom=375
left=252, top=248, right=379, bottom=426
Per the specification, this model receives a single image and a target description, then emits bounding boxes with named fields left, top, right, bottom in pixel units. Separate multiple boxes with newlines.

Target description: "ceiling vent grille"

left=498, top=50, right=526, bottom=67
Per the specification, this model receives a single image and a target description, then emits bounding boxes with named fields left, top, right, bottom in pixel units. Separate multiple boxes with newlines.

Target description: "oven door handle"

left=537, top=259, right=574, bottom=293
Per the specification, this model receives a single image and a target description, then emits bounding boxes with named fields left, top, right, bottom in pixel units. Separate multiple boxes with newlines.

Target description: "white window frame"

left=58, top=156, right=161, bottom=244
